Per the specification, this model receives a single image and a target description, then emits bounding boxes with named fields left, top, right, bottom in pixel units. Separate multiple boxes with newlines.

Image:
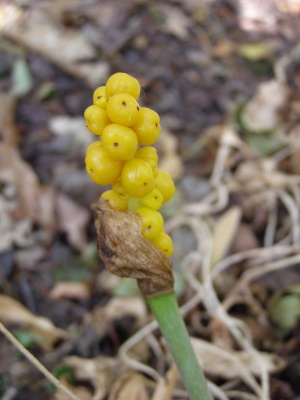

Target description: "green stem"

left=147, top=292, right=212, bottom=400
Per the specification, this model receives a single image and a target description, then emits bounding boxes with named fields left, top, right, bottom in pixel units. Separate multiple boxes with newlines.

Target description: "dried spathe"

left=93, top=200, right=174, bottom=298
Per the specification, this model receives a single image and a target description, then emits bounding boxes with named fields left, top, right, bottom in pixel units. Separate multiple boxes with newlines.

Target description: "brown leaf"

left=64, top=356, right=128, bottom=400
left=49, top=281, right=91, bottom=301
left=35, top=185, right=57, bottom=232
left=2, top=6, right=95, bottom=61
left=238, top=0, right=278, bottom=32
left=151, top=364, right=179, bottom=400
left=212, top=40, right=235, bottom=58
left=0, top=93, right=19, bottom=146
left=56, top=193, right=89, bottom=251
left=0, top=295, right=67, bottom=350
left=276, top=0, right=300, bottom=14
left=87, top=296, right=147, bottom=342
left=92, top=296, right=147, bottom=327
left=49, top=116, right=93, bottom=148
left=0, top=143, right=56, bottom=231
left=191, top=337, right=285, bottom=395
left=291, top=151, right=300, bottom=173
left=52, top=377, right=92, bottom=400
left=157, top=5, right=192, bottom=40
left=230, top=223, right=259, bottom=253
left=210, top=207, right=242, bottom=267
left=15, top=246, right=46, bottom=269
left=109, top=372, right=149, bottom=400
left=1, top=5, right=109, bottom=87
left=0, top=195, right=34, bottom=252
left=93, top=200, right=174, bottom=298
left=241, top=80, right=289, bottom=132
left=158, top=130, right=183, bottom=180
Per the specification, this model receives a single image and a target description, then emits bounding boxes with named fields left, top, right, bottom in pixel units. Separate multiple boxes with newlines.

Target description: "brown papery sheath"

left=92, top=199, right=174, bottom=298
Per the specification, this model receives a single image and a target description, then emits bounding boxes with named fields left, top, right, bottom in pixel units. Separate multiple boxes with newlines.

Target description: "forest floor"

left=1, top=1, right=300, bottom=399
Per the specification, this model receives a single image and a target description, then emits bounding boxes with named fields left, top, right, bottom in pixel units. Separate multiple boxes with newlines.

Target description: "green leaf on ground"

left=37, top=81, right=57, bottom=100
left=53, top=260, right=92, bottom=282
left=13, top=330, right=43, bottom=349
left=269, top=285, right=300, bottom=333
left=11, top=58, right=33, bottom=97
left=247, top=133, right=282, bottom=157
left=238, top=42, right=275, bottom=62
left=53, top=364, right=75, bottom=383
left=49, top=364, right=75, bottom=392
left=113, top=278, right=140, bottom=297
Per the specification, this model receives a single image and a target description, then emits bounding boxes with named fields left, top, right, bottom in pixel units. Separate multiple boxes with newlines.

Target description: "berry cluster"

left=84, top=73, right=175, bottom=258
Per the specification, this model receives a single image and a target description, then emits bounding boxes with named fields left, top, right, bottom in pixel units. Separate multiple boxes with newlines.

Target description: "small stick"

left=0, top=323, right=80, bottom=400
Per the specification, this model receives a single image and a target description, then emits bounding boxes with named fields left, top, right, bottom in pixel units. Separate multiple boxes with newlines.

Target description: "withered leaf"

left=0, top=93, right=19, bottom=146
left=92, top=200, right=174, bottom=298
left=0, top=295, right=67, bottom=350
left=108, top=372, right=149, bottom=400
left=64, top=355, right=127, bottom=400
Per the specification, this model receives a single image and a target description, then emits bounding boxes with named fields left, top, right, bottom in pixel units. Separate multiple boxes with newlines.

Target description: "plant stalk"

left=147, top=292, right=212, bottom=400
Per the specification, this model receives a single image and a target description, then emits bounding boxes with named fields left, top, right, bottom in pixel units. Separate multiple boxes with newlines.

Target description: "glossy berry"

left=127, top=197, right=143, bottom=212
left=102, top=124, right=138, bottom=161
left=84, top=105, right=110, bottom=135
left=155, top=171, right=175, bottom=204
left=121, top=159, right=155, bottom=198
left=132, top=107, right=161, bottom=145
left=85, top=142, right=123, bottom=185
left=136, top=206, right=164, bottom=241
left=135, top=146, right=158, bottom=175
left=141, top=188, right=163, bottom=210
left=85, top=72, right=175, bottom=258
left=105, top=72, right=140, bottom=99
left=101, top=190, right=128, bottom=211
left=106, top=93, right=141, bottom=127
left=93, top=86, right=108, bottom=109
left=112, top=182, right=130, bottom=200
left=151, top=231, right=174, bottom=258
left=152, top=166, right=158, bottom=177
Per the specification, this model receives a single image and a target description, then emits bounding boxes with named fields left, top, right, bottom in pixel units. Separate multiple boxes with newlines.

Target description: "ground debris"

left=1, top=0, right=300, bottom=398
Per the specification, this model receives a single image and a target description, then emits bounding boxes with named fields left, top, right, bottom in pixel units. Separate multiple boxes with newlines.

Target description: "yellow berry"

left=152, top=166, right=158, bottom=177
left=132, top=107, right=161, bottom=145
left=141, top=188, right=163, bottom=210
left=135, top=146, right=158, bottom=175
left=155, top=171, right=175, bottom=204
left=84, top=105, right=110, bottom=135
left=101, top=190, right=128, bottom=211
left=85, top=142, right=123, bottom=185
left=121, top=159, right=155, bottom=198
left=136, top=207, right=164, bottom=241
left=112, top=182, right=130, bottom=200
left=93, top=86, right=108, bottom=109
left=105, top=72, right=140, bottom=99
left=106, top=93, right=141, bottom=127
left=127, top=197, right=143, bottom=212
left=102, top=124, right=138, bottom=161
left=151, top=231, right=174, bottom=258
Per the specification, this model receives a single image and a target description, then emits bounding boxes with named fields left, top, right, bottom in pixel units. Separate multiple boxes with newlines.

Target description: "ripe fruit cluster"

left=85, top=73, right=175, bottom=258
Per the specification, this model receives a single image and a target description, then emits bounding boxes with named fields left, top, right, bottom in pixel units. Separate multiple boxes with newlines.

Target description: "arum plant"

left=85, top=72, right=212, bottom=400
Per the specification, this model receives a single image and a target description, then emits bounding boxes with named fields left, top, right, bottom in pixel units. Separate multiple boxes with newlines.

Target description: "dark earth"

left=1, top=0, right=300, bottom=399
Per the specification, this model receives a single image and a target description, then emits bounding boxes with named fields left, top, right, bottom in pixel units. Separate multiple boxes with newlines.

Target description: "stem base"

left=147, top=292, right=212, bottom=400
